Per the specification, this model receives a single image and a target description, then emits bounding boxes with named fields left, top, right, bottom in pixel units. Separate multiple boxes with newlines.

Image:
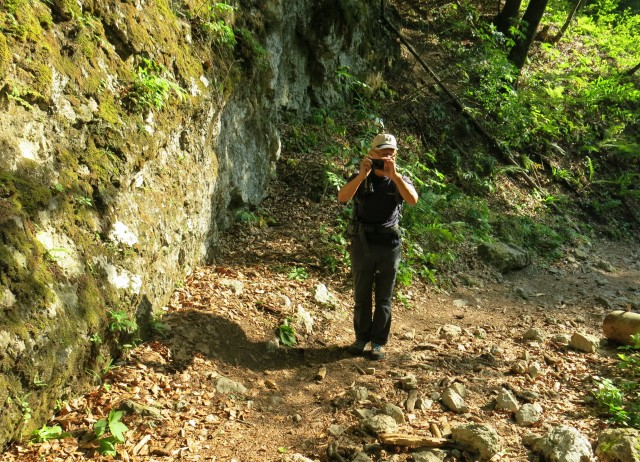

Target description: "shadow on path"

left=157, top=309, right=351, bottom=373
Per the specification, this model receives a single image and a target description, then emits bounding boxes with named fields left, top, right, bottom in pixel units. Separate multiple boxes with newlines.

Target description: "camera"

left=370, top=158, right=385, bottom=170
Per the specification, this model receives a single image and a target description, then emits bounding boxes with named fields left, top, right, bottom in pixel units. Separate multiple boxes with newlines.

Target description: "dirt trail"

left=5, top=157, right=639, bottom=462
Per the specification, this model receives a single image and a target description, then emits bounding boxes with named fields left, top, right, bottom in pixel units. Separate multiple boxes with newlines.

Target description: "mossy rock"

left=51, top=0, right=82, bottom=21
left=0, top=33, right=11, bottom=79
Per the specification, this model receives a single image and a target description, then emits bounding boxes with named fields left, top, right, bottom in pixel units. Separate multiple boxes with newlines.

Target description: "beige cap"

left=371, top=133, right=397, bottom=150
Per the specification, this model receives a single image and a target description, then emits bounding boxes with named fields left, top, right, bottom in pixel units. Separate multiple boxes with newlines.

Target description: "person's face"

left=371, top=148, right=396, bottom=159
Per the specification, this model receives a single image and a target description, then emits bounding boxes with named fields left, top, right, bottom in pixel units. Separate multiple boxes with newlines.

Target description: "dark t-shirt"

left=349, top=172, right=413, bottom=246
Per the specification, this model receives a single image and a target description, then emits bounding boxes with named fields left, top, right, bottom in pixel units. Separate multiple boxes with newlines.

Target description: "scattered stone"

left=442, top=387, right=468, bottom=413
left=352, top=452, right=373, bottom=462
left=525, top=425, right=595, bottom=462
left=413, top=449, right=448, bottom=462
left=511, top=361, right=528, bottom=375
left=328, top=424, right=345, bottom=436
left=523, top=328, right=546, bottom=342
left=265, top=379, right=278, bottom=390
left=216, top=376, right=247, bottom=395
left=450, top=382, right=466, bottom=398
left=281, top=454, right=314, bottom=462
left=381, top=402, right=405, bottom=424
left=570, top=332, right=600, bottom=353
left=218, top=278, right=244, bottom=295
left=118, top=399, right=163, bottom=420
left=595, top=428, right=640, bottom=462
left=473, top=327, right=488, bottom=339
left=351, top=386, right=369, bottom=401
left=416, top=397, right=432, bottom=410
left=313, top=283, right=337, bottom=306
left=378, top=433, right=448, bottom=448
left=595, top=259, right=615, bottom=272
left=495, top=388, right=519, bottom=412
left=603, top=310, right=640, bottom=346
left=354, top=408, right=376, bottom=420
left=527, top=362, right=544, bottom=379
left=362, top=414, right=399, bottom=435
left=515, top=402, right=543, bottom=427
left=550, top=333, right=571, bottom=345
left=438, top=324, right=462, bottom=340
left=573, top=248, right=589, bottom=261
left=451, top=423, right=502, bottom=460
left=266, top=337, right=280, bottom=353
left=402, top=330, right=416, bottom=340
left=315, top=366, right=327, bottom=381
left=296, top=305, right=314, bottom=334
left=453, top=298, right=469, bottom=308
left=400, top=374, right=418, bottom=390
left=406, top=389, right=419, bottom=411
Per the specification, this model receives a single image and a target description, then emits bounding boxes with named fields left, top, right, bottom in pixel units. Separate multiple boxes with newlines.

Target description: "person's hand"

left=359, top=156, right=373, bottom=177
left=381, top=156, right=398, bottom=178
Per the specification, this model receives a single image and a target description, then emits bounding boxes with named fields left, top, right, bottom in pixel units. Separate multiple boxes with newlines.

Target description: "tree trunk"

left=508, top=0, right=549, bottom=70
left=550, top=0, right=583, bottom=44
left=494, top=0, right=523, bottom=35
left=625, top=61, right=640, bottom=76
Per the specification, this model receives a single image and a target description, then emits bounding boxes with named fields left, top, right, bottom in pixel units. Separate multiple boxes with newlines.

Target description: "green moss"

left=14, top=0, right=47, bottom=42
left=97, top=97, right=124, bottom=125
left=32, top=63, right=52, bottom=96
left=74, top=30, right=96, bottom=59
left=0, top=170, right=52, bottom=218
left=53, top=0, right=82, bottom=20
left=76, top=274, right=106, bottom=330
left=0, top=221, right=55, bottom=315
left=0, top=33, right=10, bottom=78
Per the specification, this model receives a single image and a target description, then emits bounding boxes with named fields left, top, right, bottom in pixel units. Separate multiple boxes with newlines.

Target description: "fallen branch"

left=378, top=432, right=449, bottom=447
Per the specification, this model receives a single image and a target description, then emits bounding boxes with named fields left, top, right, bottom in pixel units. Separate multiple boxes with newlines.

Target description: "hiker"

left=337, top=133, right=419, bottom=360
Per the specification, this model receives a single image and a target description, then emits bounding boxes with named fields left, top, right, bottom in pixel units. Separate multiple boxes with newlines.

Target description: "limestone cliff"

left=0, top=0, right=397, bottom=446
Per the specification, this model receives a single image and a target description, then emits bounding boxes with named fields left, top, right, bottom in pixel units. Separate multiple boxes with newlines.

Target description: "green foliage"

left=287, top=266, right=308, bottom=281
left=592, top=334, right=640, bottom=428
left=191, top=1, right=236, bottom=47
left=236, top=27, right=269, bottom=70
left=7, top=394, right=32, bottom=424
left=108, top=310, right=138, bottom=334
left=125, top=57, right=186, bottom=113
left=31, top=424, right=67, bottom=443
left=278, top=318, right=297, bottom=347
left=94, top=410, right=129, bottom=456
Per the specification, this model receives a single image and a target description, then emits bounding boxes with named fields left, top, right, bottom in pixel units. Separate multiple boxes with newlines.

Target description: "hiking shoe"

left=348, top=340, right=368, bottom=355
left=370, top=343, right=386, bottom=360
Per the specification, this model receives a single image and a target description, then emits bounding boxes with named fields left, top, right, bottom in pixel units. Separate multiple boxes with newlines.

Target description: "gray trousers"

left=350, top=237, right=401, bottom=346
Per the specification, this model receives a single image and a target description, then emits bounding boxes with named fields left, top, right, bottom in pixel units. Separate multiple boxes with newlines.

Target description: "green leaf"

left=109, top=421, right=128, bottom=442
left=98, top=437, right=117, bottom=456
left=30, top=425, right=66, bottom=443
left=107, top=410, right=128, bottom=442
left=93, top=419, right=107, bottom=437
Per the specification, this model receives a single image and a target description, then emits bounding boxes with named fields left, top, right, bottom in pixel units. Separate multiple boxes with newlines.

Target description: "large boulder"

left=477, top=242, right=531, bottom=273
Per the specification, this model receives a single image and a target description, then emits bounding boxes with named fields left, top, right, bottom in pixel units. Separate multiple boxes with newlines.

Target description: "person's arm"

left=337, top=157, right=372, bottom=203
left=390, top=173, right=419, bottom=205
left=382, top=157, right=419, bottom=205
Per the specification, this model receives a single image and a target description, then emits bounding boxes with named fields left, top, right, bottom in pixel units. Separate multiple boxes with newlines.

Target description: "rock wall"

left=0, top=0, right=397, bottom=447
